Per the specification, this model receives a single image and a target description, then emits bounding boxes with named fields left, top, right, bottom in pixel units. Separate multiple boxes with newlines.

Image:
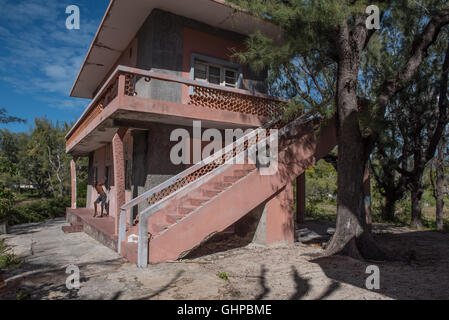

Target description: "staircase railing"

left=136, top=127, right=276, bottom=267
left=117, top=116, right=279, bottom=254
left=118, top=112, right=315, bottom=267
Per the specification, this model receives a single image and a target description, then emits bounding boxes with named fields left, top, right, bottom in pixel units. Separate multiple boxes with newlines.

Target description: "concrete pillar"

left=70, top=158, right=77, bottom=209
left=266, top=182, right=295, bottom=244
left=112, top=128, right=127, bottom=235
left=296, top=173, right=306, bottom=224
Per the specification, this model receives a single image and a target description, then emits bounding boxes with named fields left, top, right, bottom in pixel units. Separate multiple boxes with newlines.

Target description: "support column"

left=112, top=128, right=127, bottom=235
left=296, top=173, right=306, bottom=224
left=266, top=182, right=295, bottom=244
left=70, top=157, right=78, bottom=209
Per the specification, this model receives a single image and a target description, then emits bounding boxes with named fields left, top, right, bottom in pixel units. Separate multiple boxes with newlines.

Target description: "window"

left=224, top=69, right=237, bottom=88
left=193, top=59, right=239, bottom=88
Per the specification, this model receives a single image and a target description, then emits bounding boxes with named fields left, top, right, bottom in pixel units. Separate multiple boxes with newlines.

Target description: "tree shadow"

left=316, top=281, right=340, bottom=300
left=0, top=258, right=125, bottom=300
left=255, top=265, right=270, bottom=300
left=289, top=266, right=310, bottom=299
left=311, top=229, right=449, bottom=300
left=133, top=270, right=185, bottom=300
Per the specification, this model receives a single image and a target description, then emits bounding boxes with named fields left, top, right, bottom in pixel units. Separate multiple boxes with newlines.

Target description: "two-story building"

left=65, top=0, right=335, bottom=266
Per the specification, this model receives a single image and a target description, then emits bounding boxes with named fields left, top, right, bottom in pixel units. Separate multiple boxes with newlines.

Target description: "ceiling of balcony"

left=70, top=0, right=282, bottom=100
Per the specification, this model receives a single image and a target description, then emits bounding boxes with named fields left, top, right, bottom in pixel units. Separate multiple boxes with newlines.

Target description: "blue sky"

left=0, top=0, right=109, bottom=132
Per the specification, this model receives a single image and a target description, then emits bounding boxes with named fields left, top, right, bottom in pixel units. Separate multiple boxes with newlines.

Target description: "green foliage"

left=6, top=196, right=70, bottom=226
left=218, top=272, right=229, bottom=280
left=305, top=159, right=337, bottom=203
left=0, top=187, right=15, bottom=222
left=0, top=117, right=89, bottom=226
left=0, top=108, right=25, bottom=125
left=0, top=239, right=23, bottom=271
left=231, top=0, right=449, bottom=231
left=15, top=289, right=30, bottom=300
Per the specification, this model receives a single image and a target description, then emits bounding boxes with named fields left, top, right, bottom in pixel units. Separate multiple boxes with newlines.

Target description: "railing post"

left=137, top=214, right=149, bottom=268
left=118, top=73, right=126, bottom=106
left=118, top=208, right=127, bottom=254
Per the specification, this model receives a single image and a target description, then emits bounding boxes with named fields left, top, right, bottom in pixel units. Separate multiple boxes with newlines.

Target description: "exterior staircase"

left=118, top=114, right=337, bottom=266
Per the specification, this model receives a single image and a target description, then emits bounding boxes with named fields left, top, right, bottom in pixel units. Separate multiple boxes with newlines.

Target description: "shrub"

left=0, top=187, right=15, bottom=222
left=6, top=196, right=70, bottom=226
left=0, top=239, right=23, bottom=270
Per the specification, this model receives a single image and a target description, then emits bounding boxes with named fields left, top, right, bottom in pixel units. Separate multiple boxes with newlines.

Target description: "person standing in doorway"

left=93, top=179, right=108, bottom=218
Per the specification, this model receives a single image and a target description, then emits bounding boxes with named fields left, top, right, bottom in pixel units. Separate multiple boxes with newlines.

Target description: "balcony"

left=66, top=65, right=286, bottom=156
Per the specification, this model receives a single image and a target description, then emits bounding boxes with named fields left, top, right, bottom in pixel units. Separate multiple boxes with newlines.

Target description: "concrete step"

left=202, top=190, right=221, bottom=198
left=166, top=213, right=185, bottom=223
left=224, top=176, right=240, bottom=183
left=62, top=223, right=84, bottom=234
left=178, top=206, right=197, bottom=215
left=212, top=182, right=232, bottom=190
left=188, top=198, right=208, bottom=206
left=233, top=169, right=252, bottom=177
left=153, top=223, right=170, bottom=234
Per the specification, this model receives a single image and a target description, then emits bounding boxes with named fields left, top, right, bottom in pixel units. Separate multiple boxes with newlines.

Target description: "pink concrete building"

left=65, top=0, right=337, bottom=266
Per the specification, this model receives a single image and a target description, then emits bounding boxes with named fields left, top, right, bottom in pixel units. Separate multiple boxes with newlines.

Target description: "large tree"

left=430, top=133, right=449, bottom=230
left=230, top=0, right=449, bottom=259
left=370, top=34, right=449, bottom=227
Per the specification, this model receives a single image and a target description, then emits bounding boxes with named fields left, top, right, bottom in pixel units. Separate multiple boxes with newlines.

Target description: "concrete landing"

left=66, top=208, right=118, bottom=252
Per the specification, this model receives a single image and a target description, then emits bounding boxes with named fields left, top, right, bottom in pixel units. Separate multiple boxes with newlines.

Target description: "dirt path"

left=1, top=218, right=448, bottom=300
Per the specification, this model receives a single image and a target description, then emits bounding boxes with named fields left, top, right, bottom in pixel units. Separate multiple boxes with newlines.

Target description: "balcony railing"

left=66, top=65, right=286, bottom=148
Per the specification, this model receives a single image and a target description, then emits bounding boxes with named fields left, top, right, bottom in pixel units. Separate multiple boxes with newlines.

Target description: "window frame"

left=190, top=53, right=243, bottom=91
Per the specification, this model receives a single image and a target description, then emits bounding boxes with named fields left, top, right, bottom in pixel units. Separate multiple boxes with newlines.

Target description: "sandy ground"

left=1, top=218, right=449, bottom=300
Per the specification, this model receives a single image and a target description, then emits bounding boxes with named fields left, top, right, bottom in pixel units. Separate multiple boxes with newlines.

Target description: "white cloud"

left=0, top=0, right=100, bottom=110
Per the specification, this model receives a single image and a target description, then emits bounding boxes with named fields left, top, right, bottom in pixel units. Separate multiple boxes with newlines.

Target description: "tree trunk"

left=436, top=191, right=444, bottom=230
left=324, top=20, right=386, bottom=261
left=383, top=195, right=397, bottom=222
left=435, top=142, right=445, bottom=230
left=410, top=183, right=424, bottom=229
left=364, top=162, right=373, bottom=233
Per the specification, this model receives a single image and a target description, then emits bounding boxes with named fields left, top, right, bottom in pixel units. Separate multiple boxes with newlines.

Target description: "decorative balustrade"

left=67, top=65, right=286, bottom=150
left=66, top=74, right=119, bottom=147
left=119, top=66, right=285, bottom=117
left=188, top=86, right=281, bottom=117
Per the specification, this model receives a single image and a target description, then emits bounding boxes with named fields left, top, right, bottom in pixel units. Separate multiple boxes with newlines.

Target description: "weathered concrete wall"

left=131, top=124, right=189, bottom=217
left=130, top=123, right=228, bottom=219
left=135, top=9, right=267, bottom=103
left=136, top=10, right=183, bottom=103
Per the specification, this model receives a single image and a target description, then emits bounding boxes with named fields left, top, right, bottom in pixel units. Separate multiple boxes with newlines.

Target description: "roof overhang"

left=70, top=0, right=282, bottom=99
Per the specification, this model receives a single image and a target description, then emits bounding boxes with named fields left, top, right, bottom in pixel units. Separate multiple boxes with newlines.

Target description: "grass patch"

left=305, top=202, right=337, bottom=221
left=0, top=239, right=22, bottom=271
left=15, top=289, right=30, bottom=300
left=218, top=272, right=229, bottom=280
